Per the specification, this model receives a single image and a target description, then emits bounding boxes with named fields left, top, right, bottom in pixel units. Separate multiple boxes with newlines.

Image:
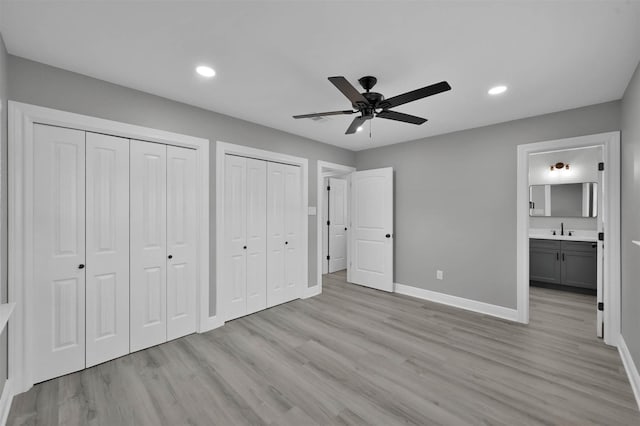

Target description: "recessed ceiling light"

left=488, top=85, right=507, bottom=95
left=357, top=126, right=363, bottom=132
left=196, top=65, right=216, bottom=78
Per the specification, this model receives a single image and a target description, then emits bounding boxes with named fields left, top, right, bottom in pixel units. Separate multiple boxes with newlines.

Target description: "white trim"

left=394, top=283, right=519, bottom=322
left=302, top=285, right=322, bottom=299
left=618, top=336, right=640, bottom=411
left=8, top=101, right=211, bottom=394
left=632, top=240, right=640, bottom=247
left=0, top=303, right=14, bottom=335
left=516, top=131, right=621, bottom=346
left=316, top=161, right=356, bottom=293
left=216, top=141, right=309, bottom=322
left=0, top=379, right=14, bottom=426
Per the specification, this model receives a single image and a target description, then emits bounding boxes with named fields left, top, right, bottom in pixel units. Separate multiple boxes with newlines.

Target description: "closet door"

left=224, top=155, right=248, bottom=320
left=33, top=124, right=86, bottom=383
left=267, top=162, right=302, bottom=307
left=166, top=146, right=198, bottom=340
left=130, top=140, right=167, bottom=352
left=245, top=158, right=267, bottom=315
left=85, top=133, right=130, bottom=367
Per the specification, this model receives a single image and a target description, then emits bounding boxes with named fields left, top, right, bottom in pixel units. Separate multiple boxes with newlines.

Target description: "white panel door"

left=224, top=155, right=248, bottom=320
left=166, top=146, right=198, bottom=340
left=245, top=158, right=267, bottom=315
left=267, top=162, right=302, bottom=307
left=130, top=140, right=167, bottom=352
left=328, top=178, right=348, bottom=273
left=350, top=167, right=394, bottom=292
left=33, top=124, right=86, bottom=383
left=85, top=133, right=130, bottom=367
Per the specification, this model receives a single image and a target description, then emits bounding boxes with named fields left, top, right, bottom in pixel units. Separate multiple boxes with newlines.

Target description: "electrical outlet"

left=436, top=270, right=444, bottom=280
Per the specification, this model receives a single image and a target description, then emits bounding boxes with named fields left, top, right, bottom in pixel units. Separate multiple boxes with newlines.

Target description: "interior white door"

left=349, top=167, right=394, bottom=292
left=130, top=140, right=167, bottom=352
left=224, top=155, right=248, bottom=320
left=328, top=178, right=348, bottom=273
left=267, top=162, right=302, bottom=307
left=33, top=124, right=86, bottom=383
left=245, top=158, right=267, bottom=315
left=166, top=146, right=198, bottom=340
left=85, top=133, right=130, bottom=367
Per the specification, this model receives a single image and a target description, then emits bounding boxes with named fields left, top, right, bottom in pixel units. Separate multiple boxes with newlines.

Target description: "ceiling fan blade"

left=293, top=110, right=355, bottom=119
left=328, top=76, right=370, bottom=107
left=345, top=116, right=367, bottom=134
left=376, top=110, right=427, bottom=125
left=381, top=81, right=451, bottom=109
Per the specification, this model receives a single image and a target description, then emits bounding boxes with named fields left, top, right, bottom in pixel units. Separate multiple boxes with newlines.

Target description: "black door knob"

left=243, top=246, right=247, bottom=250
left=78, top=264, right=85, bottom=269
left=385, top=234, right=391, bottom=238
left=344, top=227, right=347, bottom=231
left=168, top=255, right=173, bottom=259
left=285, top=241, right=289, bottom=245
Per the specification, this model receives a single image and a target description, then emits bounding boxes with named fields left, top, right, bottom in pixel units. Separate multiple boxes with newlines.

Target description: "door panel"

left=167, top=146, right=198, bottom=339
left=224, top=155, right=248, bottom=320
left=246, top=159, right=267, bottom=315
left=329, top=178, right=347, bottom=272
left=33, top=124, right=86, bottom=383
left=85, top=133, right=130, bottom=367
left=284, top=165, right=302, bottom=297
left=267, top=162, right=286, bottom=307
left=529, top=248, right=561, bottom=284
left=350, top=168, right=393, bottom=291
left=130, top=140, right=167, bottom=352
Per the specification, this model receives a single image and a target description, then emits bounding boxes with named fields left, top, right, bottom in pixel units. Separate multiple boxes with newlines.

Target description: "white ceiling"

left=2, top=1, right=640, bottom=151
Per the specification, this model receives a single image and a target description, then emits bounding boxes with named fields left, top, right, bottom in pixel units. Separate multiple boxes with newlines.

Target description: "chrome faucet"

left=561, top=222, right=564, bottom=236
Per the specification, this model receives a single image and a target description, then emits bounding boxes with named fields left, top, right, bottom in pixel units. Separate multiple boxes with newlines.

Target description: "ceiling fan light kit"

left=293, top=75, right=452, bottom=135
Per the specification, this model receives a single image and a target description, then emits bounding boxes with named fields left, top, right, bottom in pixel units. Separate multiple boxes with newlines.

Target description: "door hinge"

left=327, top=220, right=330, bottom=226
left=326, top=255, right=330, bottom=260
left=598, top=302, right=604, bottom=311
left=529, top=201, right=534, bottom=209
left=327, top=186, right=331, bottom=191
left=598, top=162, right=604, bottom=171
left=598, top=232, right=604, bottom=241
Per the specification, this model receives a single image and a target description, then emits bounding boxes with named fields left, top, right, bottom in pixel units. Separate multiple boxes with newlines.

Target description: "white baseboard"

left=618, top=335, right=640, bottom=410
left=302, top=285, right=322, bottom=299
left=0, top=379, right=14, bottom=426
left=394, top=283, right=519, bottom=322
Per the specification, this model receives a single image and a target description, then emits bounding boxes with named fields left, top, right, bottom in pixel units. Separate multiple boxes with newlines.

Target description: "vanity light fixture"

left=550, top=162, right=570, bottom=171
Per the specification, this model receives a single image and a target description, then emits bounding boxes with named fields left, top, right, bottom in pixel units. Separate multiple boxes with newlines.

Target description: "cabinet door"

left=561, top=246, right=597, bottom=289
left=130, top=140, right=167, bottom=352
left=33, top=124, right=86, bottom=383
left=85, top=133, right=130, bottom=367
left=529, top=247, right=561, bottom=284
left=245, top=158, right=267, bottom=315
left=224, top=155, right=248, bottom=320
left=166, top=146, right=198, bottom=340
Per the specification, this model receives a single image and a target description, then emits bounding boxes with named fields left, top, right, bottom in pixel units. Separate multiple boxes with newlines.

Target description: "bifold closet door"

left=130, top=140, right=167, bottom=352
left=267, top=162, right=302, bottom=308
left=223, top=155, right=267, bottom=321
left=85, top=133, right=130, bottom=368
left=33, top=124, right=86, bottom=383
left=166, top=146, right=198, bottom=340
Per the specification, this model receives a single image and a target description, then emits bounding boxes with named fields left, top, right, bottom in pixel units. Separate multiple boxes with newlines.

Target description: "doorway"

left=516, top=132, right=620, bottom=347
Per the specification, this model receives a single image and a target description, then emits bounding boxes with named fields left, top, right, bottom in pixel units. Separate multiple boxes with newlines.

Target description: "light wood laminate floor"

left=9, top=271, right=639, bottom=425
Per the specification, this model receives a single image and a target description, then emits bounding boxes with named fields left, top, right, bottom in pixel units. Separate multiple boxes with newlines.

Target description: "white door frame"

left=516, top=131, right=620, bottom=346
left=316, top=161, right=356, bottom=293
left=216, top=141, right=309, bottom=315
left=8, top=101, right=211, bottom=394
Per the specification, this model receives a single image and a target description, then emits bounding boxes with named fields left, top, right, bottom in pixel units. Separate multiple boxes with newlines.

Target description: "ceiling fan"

left=293, top=76, right=451, bottom=134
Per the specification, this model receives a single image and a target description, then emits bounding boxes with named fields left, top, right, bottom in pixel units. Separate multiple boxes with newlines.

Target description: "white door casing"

left=245, top=158, right=267, bottom=315
left=350, top=167, right=394, bottom=292
left=130, top=140, right=167, bottom=352
left=85, top=133, right=130, bottom=368
left=33, top=124, right=86, bottom=382
left=166, top=146, right=198, bottom=340
left=328, top=178, right=347, bottom=273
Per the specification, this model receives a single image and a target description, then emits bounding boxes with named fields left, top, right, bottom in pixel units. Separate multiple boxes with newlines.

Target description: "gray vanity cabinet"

left=529, top=239, right=597, bottom=290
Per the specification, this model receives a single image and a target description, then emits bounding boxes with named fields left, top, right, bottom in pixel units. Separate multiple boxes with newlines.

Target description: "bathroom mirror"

left=529, top=182, right=598, bottom=217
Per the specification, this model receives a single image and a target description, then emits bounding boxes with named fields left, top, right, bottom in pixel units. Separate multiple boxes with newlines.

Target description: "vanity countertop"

left=529, top=229, right=597, bottom=242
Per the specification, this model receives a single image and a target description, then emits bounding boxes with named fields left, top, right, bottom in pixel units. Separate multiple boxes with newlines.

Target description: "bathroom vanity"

left=529, top=237, right=597, bottom=292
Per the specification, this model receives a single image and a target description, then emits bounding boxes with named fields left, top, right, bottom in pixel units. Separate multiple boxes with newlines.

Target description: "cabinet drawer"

left=530, top=238, right=561, bottom=250
left=561, top=240, right=597, bottom=253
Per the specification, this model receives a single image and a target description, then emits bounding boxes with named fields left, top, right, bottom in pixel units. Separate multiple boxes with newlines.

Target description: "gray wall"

left=8, top=55, right=356, bottom=316
left=356, top=101, right=620, bottom=308
left=0, top=33, right=8, bottom=394
left=621, top=59, right=640, bottom=376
